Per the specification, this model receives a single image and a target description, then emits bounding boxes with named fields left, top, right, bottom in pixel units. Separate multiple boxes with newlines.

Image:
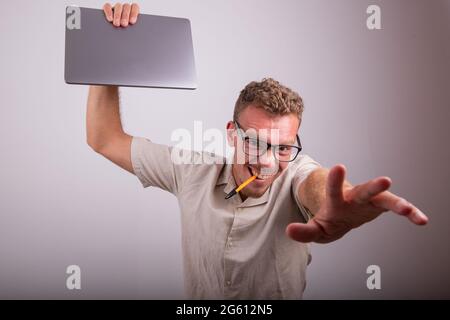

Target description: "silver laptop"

left=64, top=6, right=197, bottom=89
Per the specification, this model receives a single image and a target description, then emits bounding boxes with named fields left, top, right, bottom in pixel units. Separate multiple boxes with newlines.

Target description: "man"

left=87, top=3, right=428, bottom=299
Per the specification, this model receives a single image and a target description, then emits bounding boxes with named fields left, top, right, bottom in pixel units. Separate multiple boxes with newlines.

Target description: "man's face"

left=227, top=105, right=300, bottom=200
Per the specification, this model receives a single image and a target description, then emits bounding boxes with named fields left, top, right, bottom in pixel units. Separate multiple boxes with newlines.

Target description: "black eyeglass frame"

left=234, top=120, right=302, bottom=162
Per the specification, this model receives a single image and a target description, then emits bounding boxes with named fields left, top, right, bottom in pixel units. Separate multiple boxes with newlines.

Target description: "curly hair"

left=233, top=78, right=304, bottom=121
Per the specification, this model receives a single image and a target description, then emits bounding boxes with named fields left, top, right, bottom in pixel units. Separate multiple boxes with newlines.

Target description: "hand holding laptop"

left=102, top=3, right=140, bottom=27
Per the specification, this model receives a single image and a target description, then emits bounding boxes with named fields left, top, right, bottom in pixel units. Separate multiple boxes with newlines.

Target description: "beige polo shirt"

left=131, top=136, right=321, bottom=299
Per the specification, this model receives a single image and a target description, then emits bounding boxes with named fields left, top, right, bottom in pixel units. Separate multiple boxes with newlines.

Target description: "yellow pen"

left=225, top=175, right=257, bottom=199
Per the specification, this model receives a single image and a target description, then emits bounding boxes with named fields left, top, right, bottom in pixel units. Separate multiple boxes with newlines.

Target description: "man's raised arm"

left=86, top=3, right=141, bottom=173
left=87, top=85, right=133, bottom=173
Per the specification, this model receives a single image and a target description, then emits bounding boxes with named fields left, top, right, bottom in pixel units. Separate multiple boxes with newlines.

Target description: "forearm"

left=86, top=85, right=129, bottom=151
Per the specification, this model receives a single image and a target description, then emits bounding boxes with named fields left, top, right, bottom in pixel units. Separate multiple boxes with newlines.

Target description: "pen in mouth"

left=225, top=175, right=257, bottom=199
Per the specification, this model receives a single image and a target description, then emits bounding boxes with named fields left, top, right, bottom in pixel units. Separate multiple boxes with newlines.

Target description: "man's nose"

left=257, top=148, right=278, bottom=168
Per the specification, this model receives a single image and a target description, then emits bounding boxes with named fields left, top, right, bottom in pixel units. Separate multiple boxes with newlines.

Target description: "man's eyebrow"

left=240, top=126, right=297, bottom=145
left=253, top=135, right=297, bottom=145
left=278, top=138, right=296, bottom=145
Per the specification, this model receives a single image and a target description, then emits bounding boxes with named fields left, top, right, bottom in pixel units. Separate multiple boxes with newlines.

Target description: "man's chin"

left=237, top=171, right=279, bottom=199
left=242, top=185, right=270, bottom=199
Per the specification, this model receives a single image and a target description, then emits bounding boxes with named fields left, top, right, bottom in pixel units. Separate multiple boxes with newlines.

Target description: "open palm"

left=287, top=165, right=428, bottom=243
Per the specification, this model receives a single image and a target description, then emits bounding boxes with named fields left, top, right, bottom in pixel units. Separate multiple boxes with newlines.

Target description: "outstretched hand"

left=287, top=165, right=428, bottom=243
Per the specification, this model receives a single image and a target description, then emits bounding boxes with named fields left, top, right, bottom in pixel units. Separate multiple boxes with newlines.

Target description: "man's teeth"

left=249, top=167, right=275, bottom=179
left=257, top=175, right=273, bottom=179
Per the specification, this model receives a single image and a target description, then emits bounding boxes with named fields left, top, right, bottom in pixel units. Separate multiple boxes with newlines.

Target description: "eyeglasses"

left=234, top=121, right=302, bottom=162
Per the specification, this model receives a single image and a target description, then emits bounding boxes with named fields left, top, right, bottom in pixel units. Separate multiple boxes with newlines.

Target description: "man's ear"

left=226, top=121, right=236, bottom=147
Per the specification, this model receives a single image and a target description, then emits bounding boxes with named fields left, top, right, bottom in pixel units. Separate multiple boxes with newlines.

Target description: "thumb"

left=286, top=220, right=322, bottom=243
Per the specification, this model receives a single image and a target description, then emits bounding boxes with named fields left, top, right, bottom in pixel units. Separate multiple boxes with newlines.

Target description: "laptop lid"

left=64, top=6, right=197, bottom=89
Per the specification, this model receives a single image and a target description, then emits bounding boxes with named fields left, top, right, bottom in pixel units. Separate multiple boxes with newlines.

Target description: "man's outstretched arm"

left=289, top=165, right=428, bottom=243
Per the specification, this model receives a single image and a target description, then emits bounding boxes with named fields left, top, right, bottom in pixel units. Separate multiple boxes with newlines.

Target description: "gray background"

left=0, top=0, right=449, bottom=299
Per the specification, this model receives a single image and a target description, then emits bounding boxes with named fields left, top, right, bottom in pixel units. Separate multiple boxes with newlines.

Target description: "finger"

left=352, top=176, right=391, bottom=204
left=130, top=3, right=140, bottom=24
left=103, top=3, right=113, bottom=22
left=327, top=164, right=346, bottom=203
left=286, top=221, right=322, bottom=243
left=113, top=3, right=123, bottom=27
left=121, top=3, right=131, bottom=27
left=371, top=191, right=405, bottom=212
left=371, top=192, right=428, bottom=225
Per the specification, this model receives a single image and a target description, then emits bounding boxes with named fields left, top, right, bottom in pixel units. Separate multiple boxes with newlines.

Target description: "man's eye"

left=278, top=146, right=292, bottom=153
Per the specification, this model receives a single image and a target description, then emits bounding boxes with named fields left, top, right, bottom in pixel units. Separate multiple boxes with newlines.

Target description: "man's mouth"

left=247, top=166, right=276, bottom=180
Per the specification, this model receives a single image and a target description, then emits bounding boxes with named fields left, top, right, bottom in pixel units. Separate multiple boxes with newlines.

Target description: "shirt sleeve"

left=131, top=136, right=199, bottom=195
left=291, top=155, right=322, bottom=221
